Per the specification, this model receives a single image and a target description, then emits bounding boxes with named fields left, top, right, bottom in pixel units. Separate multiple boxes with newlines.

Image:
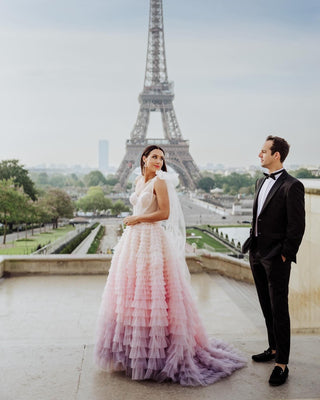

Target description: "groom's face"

left=259, top=140, right=278, bottom=169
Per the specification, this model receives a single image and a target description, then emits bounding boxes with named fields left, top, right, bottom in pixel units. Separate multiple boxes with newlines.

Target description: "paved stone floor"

left=98, top=220, right=121, bottom=253
left=0, top=274, right=319, bottom=400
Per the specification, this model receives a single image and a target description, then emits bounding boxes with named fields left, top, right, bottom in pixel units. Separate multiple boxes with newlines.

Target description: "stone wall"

left=0, top=253, right=251, bottom=280
left=196, top=251, right=253, bottom=283
left=289, top=188, right=320, bottom=333
left=1, top=255, right=112, bottom=276
left=0, top=256, right=4, bottom=278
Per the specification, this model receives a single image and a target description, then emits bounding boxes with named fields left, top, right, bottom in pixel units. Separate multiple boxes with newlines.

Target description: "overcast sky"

left=0, top=0, right=319, bottom=170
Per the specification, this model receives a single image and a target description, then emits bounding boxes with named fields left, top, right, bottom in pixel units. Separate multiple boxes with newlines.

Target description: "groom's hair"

left=266, top=135, right=290, bottom=163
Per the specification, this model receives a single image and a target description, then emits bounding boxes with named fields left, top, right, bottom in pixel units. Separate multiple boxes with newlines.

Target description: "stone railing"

left=0, top=254, right=112, bottom=276
left=0, top=252, right=252, bottom=280
left=197, top=250, right=253, bottom=283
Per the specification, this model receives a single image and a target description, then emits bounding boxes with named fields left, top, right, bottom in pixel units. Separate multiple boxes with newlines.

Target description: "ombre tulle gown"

left=94, top=171, right=246, bottom=386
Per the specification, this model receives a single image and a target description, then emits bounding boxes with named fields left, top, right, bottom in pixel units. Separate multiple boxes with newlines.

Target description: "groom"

left=242, top=135, right=305, bottom=386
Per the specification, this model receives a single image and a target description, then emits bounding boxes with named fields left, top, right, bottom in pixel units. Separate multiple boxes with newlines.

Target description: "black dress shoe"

left=269, top=366, right=289, bottom=386
left=252, top=348, right=276, bottom=362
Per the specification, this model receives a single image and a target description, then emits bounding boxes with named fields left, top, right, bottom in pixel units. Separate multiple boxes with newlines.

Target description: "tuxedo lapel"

left=259, top=170, right=288, bottom=215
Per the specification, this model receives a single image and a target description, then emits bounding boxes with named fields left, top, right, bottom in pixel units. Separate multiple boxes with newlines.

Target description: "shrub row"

left=56, top=223, right=99, bottom=254
left=87, top=225, right=105, bottom=254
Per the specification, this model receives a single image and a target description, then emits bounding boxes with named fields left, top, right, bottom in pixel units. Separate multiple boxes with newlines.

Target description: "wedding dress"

left=94, top=171, right=245, bottom=386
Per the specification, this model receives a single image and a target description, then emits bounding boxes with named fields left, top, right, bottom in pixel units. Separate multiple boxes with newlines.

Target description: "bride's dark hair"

left=140, top=145, right=167, bottom=175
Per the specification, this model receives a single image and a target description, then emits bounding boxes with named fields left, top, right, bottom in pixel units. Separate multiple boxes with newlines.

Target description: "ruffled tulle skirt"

left=94, top=222, right=246, bottom=386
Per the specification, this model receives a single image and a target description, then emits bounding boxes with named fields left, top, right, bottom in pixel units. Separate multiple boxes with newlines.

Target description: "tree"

left=197, top=177, right=215, bottom=193
left=0, top=159, right=37, bottom=200
left=37, top=172, right=49, bottom=185
left=35, top=198, right=55, bottom=231
left=112, top=200, right=130, bottom=216
left=83, top=170, right=107, bottom=187
left=222, top=172, right=253, bottom=194
left=77, top=186, right=112, bottom=213
left=33, top=171, right=86, bottom=188
left=19, top=198, right=36, bottom=239
left=0, top=179, right=27, bottom=244
left=291, top=168, right=316, bottom=179
left=49, top=174, right=67, bottom=188
left=105, top=175, right=119, bottom=186
left=198, top=170, right=260, bottom=195
left=66, top=173, right=84, bottom=187
left=43, top=188, right=74, bottom=228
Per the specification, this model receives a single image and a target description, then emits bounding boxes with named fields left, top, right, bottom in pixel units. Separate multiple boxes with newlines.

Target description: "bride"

left=94, top=145, right=246, bottom=386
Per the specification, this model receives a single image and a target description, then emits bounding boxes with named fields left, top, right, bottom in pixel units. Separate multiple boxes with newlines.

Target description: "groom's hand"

left=281, top=255, right=286, bottom=262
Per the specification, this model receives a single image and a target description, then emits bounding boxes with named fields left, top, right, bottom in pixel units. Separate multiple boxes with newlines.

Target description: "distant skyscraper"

left=98, top=140, right=109, bottom=172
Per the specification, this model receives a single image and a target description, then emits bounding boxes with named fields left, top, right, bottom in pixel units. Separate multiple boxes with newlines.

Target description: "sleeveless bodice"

left=129, top=176, right=158, bottom=216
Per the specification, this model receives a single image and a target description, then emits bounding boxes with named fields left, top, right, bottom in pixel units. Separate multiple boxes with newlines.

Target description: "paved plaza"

left=0, top=273, right=319, bottom=400
left=180, top=194, right=252, bottom=226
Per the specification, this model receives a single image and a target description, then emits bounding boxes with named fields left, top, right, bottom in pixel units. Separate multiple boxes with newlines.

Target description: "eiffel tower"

left=116, top=0, right=201, bottom=189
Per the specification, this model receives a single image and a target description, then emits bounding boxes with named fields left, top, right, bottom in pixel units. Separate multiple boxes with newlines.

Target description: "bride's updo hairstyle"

left=140, top=145, right=167, bottom=175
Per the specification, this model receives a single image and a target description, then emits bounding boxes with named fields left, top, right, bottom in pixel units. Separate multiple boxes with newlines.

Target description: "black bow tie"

left=263, top=170, right=283, bottom=180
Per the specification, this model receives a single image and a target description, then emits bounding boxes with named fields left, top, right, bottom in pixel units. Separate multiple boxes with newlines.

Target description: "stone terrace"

left=0, top=272, right=319, bottom=400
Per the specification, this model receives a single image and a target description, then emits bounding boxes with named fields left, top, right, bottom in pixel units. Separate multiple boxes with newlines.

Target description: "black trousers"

left=249, top=243, right=291, bottom=364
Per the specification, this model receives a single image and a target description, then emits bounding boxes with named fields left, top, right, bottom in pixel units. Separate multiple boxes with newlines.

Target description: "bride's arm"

left=124, top=179, right=169, bottom=226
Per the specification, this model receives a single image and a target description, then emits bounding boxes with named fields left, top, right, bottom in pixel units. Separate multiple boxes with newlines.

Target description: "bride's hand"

left=123, top=216, right=140, bottom=226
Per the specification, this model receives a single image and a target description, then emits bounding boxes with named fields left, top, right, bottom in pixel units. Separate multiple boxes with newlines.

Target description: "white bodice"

left=129, top=176, right=158, bottom=216
left=129, top=170, right=189, bottom=278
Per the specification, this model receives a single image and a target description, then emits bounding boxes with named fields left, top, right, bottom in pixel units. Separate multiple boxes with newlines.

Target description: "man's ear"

left=274, top=151, right=281, bottom=160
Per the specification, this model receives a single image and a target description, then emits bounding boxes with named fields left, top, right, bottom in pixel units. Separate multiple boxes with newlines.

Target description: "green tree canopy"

left=34, top=198, right=54, bottom=226
left=0, top=159, right=37, bottom=200
left=112, top=200, right=130, bottom=216
left=0, top=179, right=28, bottom=243
left=290, top=168, right=316, bottom=179
left=77, top=186, right=113, bottom=212
left=105, top=175, right=119, bottom=186
left=43, top=188, right=74, bottom=228
left=83, top=171, right=107, bottom=187
left=33, top=172, right=85, bottom=188
left=220, top=172, right=254, bottom=195
left=199, top=171, right=258, bottom=195
left=48, top=174, right=67, bottom=188
left=66, top=173, right=84, bottom=187
left=37, top=172, right=49, bottom=185
left=197, top=177, right=215, bottom=193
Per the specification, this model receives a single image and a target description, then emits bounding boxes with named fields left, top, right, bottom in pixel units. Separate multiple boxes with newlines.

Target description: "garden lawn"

left=0, top=225, right=75, bottom=255
left=186, top=228, right=229, bottom=253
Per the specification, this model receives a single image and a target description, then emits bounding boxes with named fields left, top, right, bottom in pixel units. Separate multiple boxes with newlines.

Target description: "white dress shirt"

left=255, top=168, right=284, bottom=236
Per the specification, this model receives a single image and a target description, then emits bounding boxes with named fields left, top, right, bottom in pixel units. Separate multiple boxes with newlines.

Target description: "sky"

left=0, top=0, right=319, bottom=171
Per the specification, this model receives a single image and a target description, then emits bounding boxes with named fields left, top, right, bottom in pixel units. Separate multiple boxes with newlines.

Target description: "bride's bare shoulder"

left=154, top=176, right=168, bottom=193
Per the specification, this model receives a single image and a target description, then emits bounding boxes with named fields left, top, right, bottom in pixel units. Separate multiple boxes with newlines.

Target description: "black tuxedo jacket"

left=243, top=170, right=305, bottom=263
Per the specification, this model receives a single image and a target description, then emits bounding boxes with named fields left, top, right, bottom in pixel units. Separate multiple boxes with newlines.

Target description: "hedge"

left=87, top=225, right=105, bottom=254
left=55, top=223, right=99, bottom=254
